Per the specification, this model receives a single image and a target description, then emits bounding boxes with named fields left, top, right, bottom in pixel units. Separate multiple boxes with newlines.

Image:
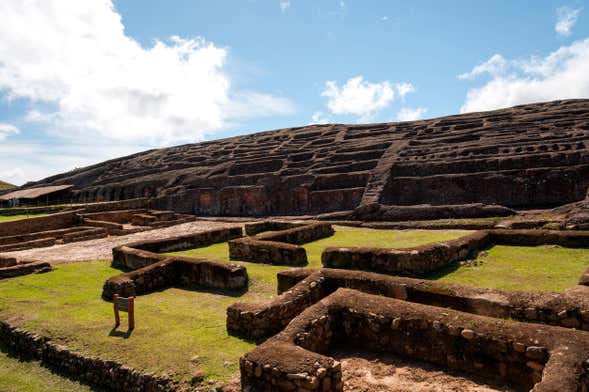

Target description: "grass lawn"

left=0, top=214, right=48, bottom=222
left=0, top=350, right=91, bottom=392
left=429, top=245, right=589, bottom=292
left=0, top=227, right=470, bottom=386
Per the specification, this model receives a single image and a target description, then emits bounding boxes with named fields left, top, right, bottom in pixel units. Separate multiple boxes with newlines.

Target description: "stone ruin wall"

left=19, top=99, right=589, bottom=218
left=241, top=289, right=589, bottom=392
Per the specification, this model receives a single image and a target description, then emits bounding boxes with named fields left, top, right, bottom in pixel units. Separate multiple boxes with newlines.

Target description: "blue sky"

left=0, top=0, right=588, bottom=185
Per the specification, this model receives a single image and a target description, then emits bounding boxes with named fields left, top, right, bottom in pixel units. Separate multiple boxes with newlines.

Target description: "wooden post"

left=128, top=297, right=135, bottom=330
left=113, top=293, right=120, bottom=327
left=113, top=294, right=135, bottom=330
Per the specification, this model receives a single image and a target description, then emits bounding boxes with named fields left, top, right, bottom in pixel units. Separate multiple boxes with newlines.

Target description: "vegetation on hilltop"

left=0, top=180, right=15, bottom=191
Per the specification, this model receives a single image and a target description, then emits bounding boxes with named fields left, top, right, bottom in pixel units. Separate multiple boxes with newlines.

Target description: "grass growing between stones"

left=0, top=350, right=91, bottom=392
left=0, top=227, right=470, bottom=387
left=0, top=213, right=48, bottom=222
left=429, top=245, right=589, bottom=292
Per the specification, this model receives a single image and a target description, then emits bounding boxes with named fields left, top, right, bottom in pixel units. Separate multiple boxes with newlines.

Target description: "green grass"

left=0, top=261, right=255, bottom=385
left=0, top=227, right=470, bottom=387
left=429, top=245, right=589, bottom=292
left=0, top=214, right=48, bottom=222
left=0, top=350, right=91, bottom=392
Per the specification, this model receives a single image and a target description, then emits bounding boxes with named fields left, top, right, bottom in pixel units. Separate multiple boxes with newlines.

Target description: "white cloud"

left=0, top=0, right=294, bottom=146
left=316, top=76, right=417, bottom=122
left=458, top=54, right=508, bottom=80
left=396, top=107, right=427, bottom=121
left=0, top=168, right=25, bottom=184
left=555, top=6, right=582, bottom=36
left=322, top=76, right=395, bottom=118
left=460, top=38, right=589, bottom=113
left=0, top=123, right=19, bottom=141
left=396, top=82, right=415, bottom=100
left=280, top=0, right=291, bottom=12
left=310, top=111, right=332, bottom=124
left=0, top=141, right=146, bottom=186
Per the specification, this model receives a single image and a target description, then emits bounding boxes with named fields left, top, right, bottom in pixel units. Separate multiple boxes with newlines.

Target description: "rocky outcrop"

left=22, top=99, right=589, bottom=218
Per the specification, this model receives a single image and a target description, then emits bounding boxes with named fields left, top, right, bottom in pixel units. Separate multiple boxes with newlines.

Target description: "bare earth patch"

left=333, top=350, right=515, bottom=392
left=1, top=220, right=245, bottom=263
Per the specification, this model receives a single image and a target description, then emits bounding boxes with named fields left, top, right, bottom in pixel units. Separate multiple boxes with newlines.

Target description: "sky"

left=0, top=0, right=588, bottom=186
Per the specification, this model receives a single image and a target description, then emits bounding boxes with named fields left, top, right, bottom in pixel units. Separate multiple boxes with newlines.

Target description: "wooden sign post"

left=113, top=294, right=135, bottom=330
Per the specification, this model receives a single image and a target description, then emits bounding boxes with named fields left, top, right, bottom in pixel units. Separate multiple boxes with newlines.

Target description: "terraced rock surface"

left=23, top=99, right=589, bottom=218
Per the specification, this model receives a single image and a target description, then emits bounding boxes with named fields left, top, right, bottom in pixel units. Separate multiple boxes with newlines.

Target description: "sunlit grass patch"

left=0, top=227, right=472, bottom=386
left=429, top=245, right=589, bottom=292
left=0, top=213, right=48, bottom=222
left=0, top=350, right=91, bottom=392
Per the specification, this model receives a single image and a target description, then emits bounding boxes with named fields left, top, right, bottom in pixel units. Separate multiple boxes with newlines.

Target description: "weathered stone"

left=22, top=99, right=589, bottom=220
left=526, top=346, right=548, bottom=361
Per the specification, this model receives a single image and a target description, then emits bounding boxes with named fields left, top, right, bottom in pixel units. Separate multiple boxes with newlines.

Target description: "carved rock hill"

left=25, top=99, right=589, bottom=218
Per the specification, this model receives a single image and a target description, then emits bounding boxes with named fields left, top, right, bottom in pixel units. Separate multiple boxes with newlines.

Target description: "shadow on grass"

left=108, top=326, right=133, bottom=339
left=0, top=341, right=106, bottom=391
left=423, top=262, right=461, bottom=280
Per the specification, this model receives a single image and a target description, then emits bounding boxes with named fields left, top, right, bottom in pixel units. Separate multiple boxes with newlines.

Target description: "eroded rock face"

left=24, top=99, right=589, bottom=217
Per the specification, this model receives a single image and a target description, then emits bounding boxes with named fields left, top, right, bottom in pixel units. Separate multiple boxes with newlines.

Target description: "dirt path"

left=1, top=220, right=245, bottom=264
left=333, top=350, right=515, bottom=392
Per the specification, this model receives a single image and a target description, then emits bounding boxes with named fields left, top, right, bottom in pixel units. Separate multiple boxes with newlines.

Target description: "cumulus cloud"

left=0, top=0, right=294, bottom=146
left=309, top=111, right=332, bottom=124
left=396, top=107, right=427, bottom=121
left=0, top=141, right=145, bottom=186
left=314, top=76, right=417, bottom=123
left=396, top=82, right=415, bottom=100
left=322, top=76, right=395, bottom=118
left=555, top=6, right=582, bottom=36
left=280, top=0, right=291, bottom=12
left=460, top=38, right=589, bottom=113
left=0, top=168, right=25, bottom=184
left=458, top=54, right=508, bottom=80
left=0, top=123, right=19, bottom=141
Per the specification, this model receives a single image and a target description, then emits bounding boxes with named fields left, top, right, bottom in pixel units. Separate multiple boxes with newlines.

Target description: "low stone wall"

left=244, top=220, right=303, bottom=236
left=78, top=209, right=148, bottom=224
left=62, top=228, right=108, bottom=243
left=81, top=218, right=124, bottom=233
left=0, top=255, right=17, bottom=268
left=241, top=289, right=589, bottom=392
left=146, top=215, right=196, bottom=228
left=322, top=229, right=589, bottom=277
left=322, top=231, right=490, bottom=276
left=127, top=226, right=243, bottom=254
left=0, top=226, right=96, bottom=246
left=0, top=237, right=56, bottom=252
left=489, top=229, right=589, bottom=247
left=0, top=261, right=52, bottom=280
left=112, top=246, right=164, bottom=270
left=0, top=210, right=81, bottom=237
left=0, top=205, right=69, bottom=217
left=0, top=320, right=174, bottom=391
left=81, top=197, right=151, bottom=213
left=103, top=255, right=248, bottom=300
left=104, top=227, right=248, bottom=299
left=130, top=213, right=157, bottom=226
left=229, top=223, right=334, bottom=266
left=256, top=222, right=335, bottom=245
left=228, top=268, right=589, bottom=340
left=228, top=238, right=308, bottom=266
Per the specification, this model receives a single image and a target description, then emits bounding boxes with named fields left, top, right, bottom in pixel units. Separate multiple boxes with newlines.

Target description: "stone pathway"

left=1, top=220, right=245, bottom=264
